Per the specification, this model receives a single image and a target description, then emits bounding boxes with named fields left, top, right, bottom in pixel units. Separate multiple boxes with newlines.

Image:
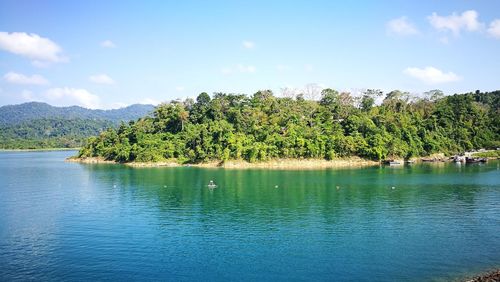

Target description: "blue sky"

left=0, top=0, right=499, bottom=109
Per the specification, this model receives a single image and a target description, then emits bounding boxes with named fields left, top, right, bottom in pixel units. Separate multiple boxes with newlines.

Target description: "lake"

left=0, top=151, right=499, bottom=281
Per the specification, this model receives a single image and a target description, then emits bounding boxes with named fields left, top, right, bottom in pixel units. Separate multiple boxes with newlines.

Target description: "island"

left=70, top=89, right=500, bottom=168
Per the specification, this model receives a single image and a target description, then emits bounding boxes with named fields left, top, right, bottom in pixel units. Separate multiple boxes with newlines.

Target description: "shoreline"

left=464, top=268, right=500, bottom=282
left=66, top=157, right=381, bottom=169
left=66, top=154, right=499, bottom=169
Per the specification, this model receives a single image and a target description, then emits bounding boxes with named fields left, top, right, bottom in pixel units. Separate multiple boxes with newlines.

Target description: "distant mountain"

left=0, top=102, right=155, bottom=125
left=0, top=102, right=155, bottom=149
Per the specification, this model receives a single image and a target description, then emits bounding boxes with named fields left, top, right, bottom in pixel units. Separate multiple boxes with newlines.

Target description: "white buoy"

left=391, top=186, right=395, bottom=190
left=208, top=180, right=217, bottom=188
left=275, top=185, right=278, bottom=188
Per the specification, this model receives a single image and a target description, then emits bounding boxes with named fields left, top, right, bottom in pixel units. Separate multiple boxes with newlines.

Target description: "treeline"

left=0, top=118, right=115, bottom=149
left=77, top=89, right=500, bottom=163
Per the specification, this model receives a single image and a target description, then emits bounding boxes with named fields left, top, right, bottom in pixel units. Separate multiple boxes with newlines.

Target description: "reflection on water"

left=0, top=151, right=499, bottom=281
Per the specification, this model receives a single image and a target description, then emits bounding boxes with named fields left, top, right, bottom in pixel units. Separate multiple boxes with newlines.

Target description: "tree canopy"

left=77, top=90, right=500, bottom=163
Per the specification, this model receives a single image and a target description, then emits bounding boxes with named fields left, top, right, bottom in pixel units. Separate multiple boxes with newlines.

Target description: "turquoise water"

left=0, top=151, right=499, bottom=281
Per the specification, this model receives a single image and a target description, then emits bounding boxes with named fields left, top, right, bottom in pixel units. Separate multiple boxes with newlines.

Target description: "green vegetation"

left=0, top=102, right=154, bottom=149
left=0, top=102, right=154, bottom=125
left=0, top=118, right=115, bottom=149
left=77, top=90, right=499, bottom=163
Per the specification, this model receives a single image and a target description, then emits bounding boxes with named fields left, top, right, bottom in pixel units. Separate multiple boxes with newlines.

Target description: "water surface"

left=0, top=151, right=499, bottom=281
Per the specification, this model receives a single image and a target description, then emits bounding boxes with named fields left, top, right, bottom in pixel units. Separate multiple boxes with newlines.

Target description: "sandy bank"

left=67, top=157, right=380, bottom=169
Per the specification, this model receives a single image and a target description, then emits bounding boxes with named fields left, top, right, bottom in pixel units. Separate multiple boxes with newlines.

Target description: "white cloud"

left=175, top=86, right=185, bottom=92
left=89, top=74, right=115, bottom=85
left=387, top=17, right=419, bottom=35
left=44, top=87, right=101, bottom=109
left=100, top=40, right=116, bottom=48
left=428, top=10, right=483, bottom=36
left=404, top=66, right=461, bottom=84
left=4, top=72, right=49, bottom=85
left=221, top=64, right=256, bottom=75
left=304, top=64, right=314, bottom=72
left=242, top=40, right=255, bottom=49
left=487, top=19, right=500, bottom=39
left=0, top=32, right=67, bottom=64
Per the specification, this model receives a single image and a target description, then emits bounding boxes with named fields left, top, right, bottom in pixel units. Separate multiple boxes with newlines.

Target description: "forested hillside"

left=0, top=118, right=116, bottom=149
left=77, top=89, right=499, bottom=163
left=0, top=102, right=154, bottom=149
left=0, top=102, right=154, bottom=125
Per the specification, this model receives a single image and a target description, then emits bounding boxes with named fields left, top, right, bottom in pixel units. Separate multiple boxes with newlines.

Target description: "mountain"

left=0, top=102, right=155, bottom=125
left=0, top=102, right=155, bottom=149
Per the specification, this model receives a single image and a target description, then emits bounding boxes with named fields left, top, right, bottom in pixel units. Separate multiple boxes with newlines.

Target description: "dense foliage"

left=0, top=102, right=154, bottom=125
left=0, top=118, right=115, bottom=149
left=77, top=90, right=499, bottom=163
left=0, top=102, right=154, bottom=149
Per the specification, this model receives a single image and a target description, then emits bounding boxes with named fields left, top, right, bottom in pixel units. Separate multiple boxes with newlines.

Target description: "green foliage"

left=0, top=102, right=154, bottom=125
left=0, top=102, right=155, bottom=149
left=0, top=118, right=115, bottom=149
left=77, top=90, right=500, bottom=163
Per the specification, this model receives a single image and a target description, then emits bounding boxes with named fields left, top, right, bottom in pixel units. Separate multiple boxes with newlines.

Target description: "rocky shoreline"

left=465, top=269, right=500, bottom=282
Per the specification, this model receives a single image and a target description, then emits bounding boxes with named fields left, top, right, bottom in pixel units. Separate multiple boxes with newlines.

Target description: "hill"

left=0, top=102, right=155, bottom=149
left=0, top=102, right=154, bottom=125
left=75, top=90, right=500, bottom=164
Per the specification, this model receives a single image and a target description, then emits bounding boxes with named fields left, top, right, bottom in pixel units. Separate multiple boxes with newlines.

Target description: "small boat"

left=405, top=160, right=415, bottom=164
left=453, top=155, right=466, bottom=163
left=384, top=160, right=402, bottom=165
left=207, top=180, right=217, bottom=188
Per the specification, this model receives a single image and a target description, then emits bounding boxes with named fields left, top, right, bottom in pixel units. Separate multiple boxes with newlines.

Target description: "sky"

left=0, top=0, right=499, bottom=109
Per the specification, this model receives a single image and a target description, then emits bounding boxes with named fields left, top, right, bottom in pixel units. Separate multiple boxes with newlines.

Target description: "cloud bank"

left=404, top=66, right=461, bottom=84
left=428, top=10, right=483, bottom=36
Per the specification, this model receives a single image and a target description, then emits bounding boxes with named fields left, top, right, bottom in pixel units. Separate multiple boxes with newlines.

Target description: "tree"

left=303, top=83, right=323, bottom=101
left=424, top=89, right=444, bottom=102
left=361, top=89, right=383, bottom=111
